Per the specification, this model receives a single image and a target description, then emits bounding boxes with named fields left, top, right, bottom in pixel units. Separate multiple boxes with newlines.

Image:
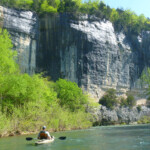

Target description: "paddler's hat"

left=42, top=126, right=46, bottom=129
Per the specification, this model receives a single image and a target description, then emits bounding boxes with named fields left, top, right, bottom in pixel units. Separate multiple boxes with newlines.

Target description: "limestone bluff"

left=0, top=6, right=38, bottom=75
left=1, top=6, right=150, bottom=101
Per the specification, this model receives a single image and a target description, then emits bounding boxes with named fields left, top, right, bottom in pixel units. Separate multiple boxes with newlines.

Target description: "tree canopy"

left=0, top=0, right=150, bottom=34
left=99, top=88, right=118, bottom=109
left=55, top=78, right=88, bottom=111
left=0, top=29, right=18, bottom=75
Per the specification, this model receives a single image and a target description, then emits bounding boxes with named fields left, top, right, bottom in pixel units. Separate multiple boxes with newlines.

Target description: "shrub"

left=137, top=105, right=142, bottom=112
left=99, top=88, right=118, bottom=109
left=40, top=0, right=57, bottom=13
left=137, top=116, right=150, bottom=124
left=126, top=94, right=136, bottom=108
left=119, top=94, right=136, bottom=108
left=0, top=29, right=18, bottom=75
left=120, top=96, right=127, bottom=107
left=0, top=111, right=10, bottom=135
left=10, top=102, right=92, bottom=132
left=58, top=0, right=81, bottom=13
left=55, top=78, right=88, bottom=111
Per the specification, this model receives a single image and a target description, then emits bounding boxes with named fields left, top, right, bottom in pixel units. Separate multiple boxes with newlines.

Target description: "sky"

left=83, top=0, right=150, bottom=18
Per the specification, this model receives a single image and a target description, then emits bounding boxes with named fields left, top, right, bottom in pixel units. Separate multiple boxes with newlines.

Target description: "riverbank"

left=0, top=125, right=91, bottom=138
left=87, top=105, right=150, bottom=126
left=0, top=107, right=93, bottom=138
left=1, top=103, right=150, bottom=138
left=1, top=115, right=150, bottom=138
left=1, top=124, right=150, bottom=150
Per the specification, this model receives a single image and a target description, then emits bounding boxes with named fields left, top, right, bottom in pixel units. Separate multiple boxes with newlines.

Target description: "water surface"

left=0, top=124, right=150, bottom=150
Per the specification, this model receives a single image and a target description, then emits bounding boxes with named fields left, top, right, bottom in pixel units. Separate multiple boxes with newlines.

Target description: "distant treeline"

left=0, top=0, right=150, bottom=34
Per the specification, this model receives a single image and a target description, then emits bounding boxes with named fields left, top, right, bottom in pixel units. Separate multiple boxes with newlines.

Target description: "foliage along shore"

left=0, top=28, right=94, bottom=138
left=2, top=118, right=150, bottom=138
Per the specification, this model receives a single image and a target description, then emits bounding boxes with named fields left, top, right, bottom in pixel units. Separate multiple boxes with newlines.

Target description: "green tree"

left=55, top=79, right=88, bottom=111
left=80, top=0, right=99, bottom=14
left=138, top=14, right=147, bottom=25
left=58, top=0, right=81, bottom=13
left=32, top=0, right=42, bottom=12
left=1, top=73, right=57, bottom=113
left=145, top=19, right=150, bottom=31
left=119, top=94, right=136, bottom=108
left=0, top=28, right=18, bottom=113
left=119, top=96, right=127, bottom=107
left=99, top=88, right=118, bottom=109
left=110, top=8, right=119, bottom=22
left=15, top=0, right=33, bottom=9
left=0, top=29, right=18, bottom=75
left=40, top=0, right=57, bottom=13
left=126, top=94, right=136, bottom=108
left=142, top=68, right=150, bottom=100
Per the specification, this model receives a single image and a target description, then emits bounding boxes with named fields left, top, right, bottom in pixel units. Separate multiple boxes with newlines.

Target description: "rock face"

left=87, top=105, right=150, bottom=125
left=0, top=6, right=38, bottom=74
left=38, top=14, right=150, bottom=100
left=1, top=7, right=150, bottom=100
left=1, top=7, right=150, bottom=126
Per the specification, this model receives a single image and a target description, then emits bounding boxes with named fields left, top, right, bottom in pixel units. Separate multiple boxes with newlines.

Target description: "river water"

left=0, top=124, right=150, bottom=150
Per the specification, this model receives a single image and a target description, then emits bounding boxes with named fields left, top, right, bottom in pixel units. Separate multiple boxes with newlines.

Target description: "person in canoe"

left=37, top=126, right=51, bottom=139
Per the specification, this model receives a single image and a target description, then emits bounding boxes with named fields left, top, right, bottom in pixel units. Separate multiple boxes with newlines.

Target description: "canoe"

left=35, top=136, right=55, bottom=145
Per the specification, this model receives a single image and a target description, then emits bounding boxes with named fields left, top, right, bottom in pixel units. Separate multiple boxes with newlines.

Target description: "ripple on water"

left=0, top=124, right=149, bottom=150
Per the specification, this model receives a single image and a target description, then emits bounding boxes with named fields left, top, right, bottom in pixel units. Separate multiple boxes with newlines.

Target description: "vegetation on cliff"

left=142, top=68, right=150, bottom=101
left=0, top=29, right=92, bottom=137
left=137, top=116, right=150, bottom=124
left=0, top=0, right=150, bottom=34
left=99, top=88, right=136, bottom=109
left=99, top=88, right=118, bottom=110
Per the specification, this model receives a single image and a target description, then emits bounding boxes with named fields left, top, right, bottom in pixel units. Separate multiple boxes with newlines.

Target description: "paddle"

left=26, top=137, right=36, bottom=141
left=26, top=136, right=66, bottom=141
left=58, top=136, right=66, bottom=140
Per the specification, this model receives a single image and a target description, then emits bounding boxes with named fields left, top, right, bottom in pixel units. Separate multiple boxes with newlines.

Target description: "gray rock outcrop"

left=38, top=14, right=150, bottom=100
left=0, top=6, right=38, bottom=74
left=1, top=7, right=150, bottom=100
left=88, top=105, right=150, bottom=125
